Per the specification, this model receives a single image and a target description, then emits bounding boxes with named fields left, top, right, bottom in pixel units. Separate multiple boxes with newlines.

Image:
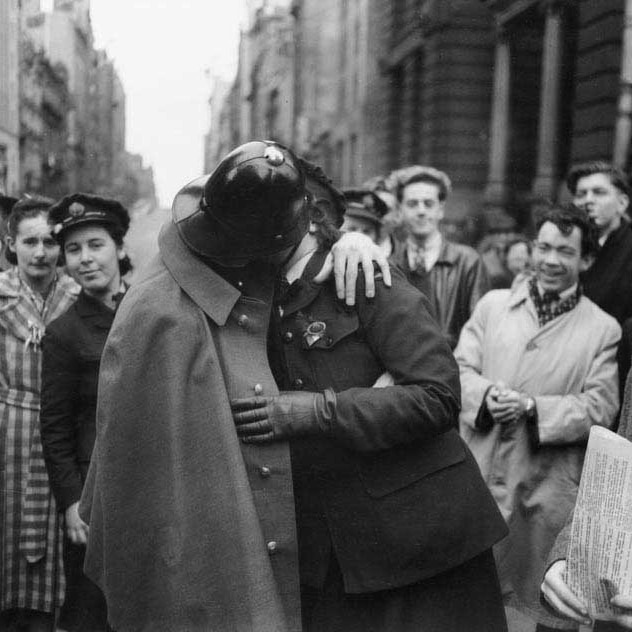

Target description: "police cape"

left=79, top=222, right=300, bottom=632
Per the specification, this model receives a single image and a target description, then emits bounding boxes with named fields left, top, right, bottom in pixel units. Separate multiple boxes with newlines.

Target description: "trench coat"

left=0, top=267, right=79, bottom=613
left=455, top=278, right=621, bottom=620
left=79, top=221, right=300, bottom=632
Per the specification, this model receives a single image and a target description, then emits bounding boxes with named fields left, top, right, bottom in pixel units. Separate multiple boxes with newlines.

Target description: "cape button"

left=283, top=331, right=293, bottom=343
left=259, top=466, right=271, bottom=478
left=237, top=314, right=249, bottom=328
left=293, top=378, right=304, bottom=389
left=254, top=383, right=264, bottom=396
left=267, top=541, right=278, bottom=554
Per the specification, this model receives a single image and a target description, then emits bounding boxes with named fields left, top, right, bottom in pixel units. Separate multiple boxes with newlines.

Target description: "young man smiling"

left=390, top=167, right=490, bottom=348
left=455, top=203, right=621, bottom=629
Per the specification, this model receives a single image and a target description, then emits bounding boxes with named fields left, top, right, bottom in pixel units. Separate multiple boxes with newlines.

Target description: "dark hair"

left=5, top=195, right=56, bottom=266
left=534, top=203, right=599, bottom=258
left=58, top=221, right=133, bottom=276
left=298, top=158, right=343, bottom=249
left=566, top=161, right=630, bottom=199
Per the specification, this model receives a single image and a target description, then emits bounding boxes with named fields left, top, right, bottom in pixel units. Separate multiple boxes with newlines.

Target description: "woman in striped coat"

left=0, top=197, right=79, bottom=631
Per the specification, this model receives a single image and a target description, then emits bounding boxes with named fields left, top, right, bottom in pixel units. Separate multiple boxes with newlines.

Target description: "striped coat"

left=0, top=268, right=79, bottom=613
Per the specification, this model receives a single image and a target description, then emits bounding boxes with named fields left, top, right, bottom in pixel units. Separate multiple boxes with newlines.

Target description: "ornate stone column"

left=531, top=0, right=565, bottom=199
left=484, top=24, right=511, bottom=207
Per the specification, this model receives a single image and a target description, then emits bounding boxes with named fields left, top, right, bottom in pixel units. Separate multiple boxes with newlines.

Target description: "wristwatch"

left=523, top=395, right=536, bottom=420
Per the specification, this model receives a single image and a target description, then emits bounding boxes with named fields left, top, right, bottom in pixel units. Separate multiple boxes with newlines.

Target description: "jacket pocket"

left=357, top=430, right=466, bottom=498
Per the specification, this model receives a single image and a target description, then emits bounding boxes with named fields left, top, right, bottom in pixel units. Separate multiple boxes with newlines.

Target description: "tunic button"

left=254, top=383, right=264, bottom=395
left=294, top=378, right=304, bottom=389
left=259, top=466, right=271, bottom=478
left=283, top=331, right=293, bottom=343
left=267, top=541, right=278, bottom=554
left=237, top=314, right=249, bottom=327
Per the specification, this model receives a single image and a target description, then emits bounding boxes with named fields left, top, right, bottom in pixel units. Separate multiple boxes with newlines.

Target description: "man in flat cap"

left=390, top=166, right=490, bottom=348
left=79, top=141, right=390, bottom=632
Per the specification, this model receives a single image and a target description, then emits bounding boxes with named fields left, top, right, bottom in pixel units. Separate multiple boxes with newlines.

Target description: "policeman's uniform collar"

left=159, top=221, right=240, bottom=326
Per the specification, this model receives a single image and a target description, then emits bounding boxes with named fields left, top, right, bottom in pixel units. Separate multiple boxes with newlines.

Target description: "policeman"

left=79, top=141, right=388, bottom=632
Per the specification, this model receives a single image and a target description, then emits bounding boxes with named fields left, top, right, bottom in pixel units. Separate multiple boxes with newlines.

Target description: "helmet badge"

left=264, top=146, right=285, bottom=166
left=68, top=202, right=85, bottom=217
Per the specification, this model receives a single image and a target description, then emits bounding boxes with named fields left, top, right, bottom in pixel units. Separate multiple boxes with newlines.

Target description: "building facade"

left=0, top=0, right=21, bottom=195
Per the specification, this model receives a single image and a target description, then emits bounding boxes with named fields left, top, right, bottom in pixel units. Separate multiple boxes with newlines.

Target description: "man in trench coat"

left=455, top=203, right=621, bottom=627
left=78, top=141, right=389, bottom=632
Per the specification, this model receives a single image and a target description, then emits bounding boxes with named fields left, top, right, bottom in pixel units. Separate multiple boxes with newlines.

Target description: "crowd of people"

left=0, top=142, right=631, bottom=632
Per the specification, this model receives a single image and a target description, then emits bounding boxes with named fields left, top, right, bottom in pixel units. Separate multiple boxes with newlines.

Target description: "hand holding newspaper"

left=566, top=426, right=632, bottom=621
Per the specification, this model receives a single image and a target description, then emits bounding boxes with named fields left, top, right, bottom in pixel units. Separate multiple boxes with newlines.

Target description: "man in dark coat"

left=79, top=141, right=390, bottom=632
left=569, top=161, right=632, bottom=393
left=232, top=162, right=509, bottom=631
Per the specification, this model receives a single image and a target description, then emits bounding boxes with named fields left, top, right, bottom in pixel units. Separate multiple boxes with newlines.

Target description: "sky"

left=86, top=1, right=249, bottom=207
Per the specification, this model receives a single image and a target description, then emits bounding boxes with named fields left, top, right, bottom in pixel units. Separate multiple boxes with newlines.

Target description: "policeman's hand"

left=312, top=232, right=391, bottom=306
left=610, top=593, right=632, bottom=629
left=231, top=390, right=335, bottom=444
left=540, top=560, right=591, bottom=627
left=65, top=501, right=89, bottom=545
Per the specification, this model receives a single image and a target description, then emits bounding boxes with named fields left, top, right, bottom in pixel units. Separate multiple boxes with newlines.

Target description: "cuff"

left=475, top=387, right=495, bottom=431
left=526, top=399, right=540, bottom=448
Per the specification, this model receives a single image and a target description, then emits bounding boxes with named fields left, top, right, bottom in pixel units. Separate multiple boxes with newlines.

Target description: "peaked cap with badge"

left=49, top=193, right=130, bottom=240
left=173, top=140, right=309, bottom=266
left=343, top=188, right=389, bottom=226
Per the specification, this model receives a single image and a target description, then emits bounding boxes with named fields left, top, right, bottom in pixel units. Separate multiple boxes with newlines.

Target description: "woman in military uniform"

left=232, top=161, right=510, bottom=632
left=40, top=193, right=131, bottom=632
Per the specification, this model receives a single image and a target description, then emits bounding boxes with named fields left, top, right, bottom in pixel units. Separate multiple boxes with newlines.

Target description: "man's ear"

left=618, top=193, right=630, bottom=216
left=5, top=235, right=15, bottom=255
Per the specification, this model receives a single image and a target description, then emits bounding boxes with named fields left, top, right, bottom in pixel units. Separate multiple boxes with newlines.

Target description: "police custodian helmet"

left=173, top=140, right=310, bottom=266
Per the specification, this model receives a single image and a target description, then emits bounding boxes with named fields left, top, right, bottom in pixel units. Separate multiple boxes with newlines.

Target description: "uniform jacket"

left=41, top=291, right=116, bottom=512
left=79, top=222, right=300, bottom=632
left=455, top=278, right=620, bottom=618
left=390, top=237, right=490, bottom=348
left=269, top=251, right=508, bottom=594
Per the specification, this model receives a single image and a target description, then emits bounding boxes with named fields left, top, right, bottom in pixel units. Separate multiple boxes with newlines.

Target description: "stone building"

left=483, top=0, right=632, bottom=228
left=203, top=77, right=231, bottom=173
left=19, top=27, right=71, bottom=197
left=0, top=0, right=21, bottom=195
left=90, top=50, right=126, bottom=196
left=210, top=0, right=632, bottom=235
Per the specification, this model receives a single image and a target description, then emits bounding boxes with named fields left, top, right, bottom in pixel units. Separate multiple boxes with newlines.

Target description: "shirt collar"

left=406, top=232, right=443, bottom=270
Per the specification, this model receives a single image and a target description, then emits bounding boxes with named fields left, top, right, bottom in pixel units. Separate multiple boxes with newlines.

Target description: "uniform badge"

left=264, top=146, right=285, bottom=166
left=304, top=320, right=327, bottom=347
left=68, top=202, right=85, bottom=217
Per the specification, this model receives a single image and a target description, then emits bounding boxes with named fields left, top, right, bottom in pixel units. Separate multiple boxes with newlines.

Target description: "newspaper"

left=566, top=426, right=632, bottom=620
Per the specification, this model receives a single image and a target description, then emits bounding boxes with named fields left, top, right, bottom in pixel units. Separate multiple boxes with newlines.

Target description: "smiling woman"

left=40, top=193, right=131, bottom=632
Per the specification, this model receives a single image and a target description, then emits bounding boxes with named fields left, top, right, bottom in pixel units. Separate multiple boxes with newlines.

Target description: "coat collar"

left=393, top=235, right=459, bottom=269
left=158, top=221, right=240, bottom=326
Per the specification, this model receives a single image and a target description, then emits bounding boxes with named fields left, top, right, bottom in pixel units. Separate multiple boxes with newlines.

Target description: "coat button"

left=525, top=341, right=537, bottom=351
left=283, top=331, right=293, bottom=343
left=293, top=378, right=304, bottom=389
left=267, top=541, right=278, bottom=554
left=254, top=383, right=264, bottom=395
left=259, top=466, right=271, bottom=478
left=237, top=314, right=249, bottom=327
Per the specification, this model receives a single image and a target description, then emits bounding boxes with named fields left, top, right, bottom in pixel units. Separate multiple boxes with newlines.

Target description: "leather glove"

left=231, top=390, right=336, bottom=444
